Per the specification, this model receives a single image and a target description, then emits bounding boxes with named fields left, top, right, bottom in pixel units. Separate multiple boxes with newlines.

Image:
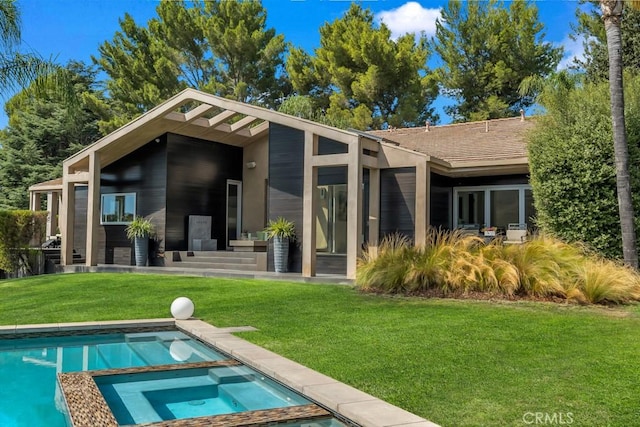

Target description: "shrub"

left=0, top=210, right=47, bottom=273
left=528, top=73, right=640, bottom=260
left=356, top=229, right=640, bottom=304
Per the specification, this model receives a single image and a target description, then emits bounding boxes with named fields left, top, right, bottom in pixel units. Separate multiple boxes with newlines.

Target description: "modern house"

left=28, top=88, right=535, bottom=279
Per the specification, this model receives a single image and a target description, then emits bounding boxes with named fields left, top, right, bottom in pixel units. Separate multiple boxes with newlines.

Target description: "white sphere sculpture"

left=171, top=297, right=194, bottom=320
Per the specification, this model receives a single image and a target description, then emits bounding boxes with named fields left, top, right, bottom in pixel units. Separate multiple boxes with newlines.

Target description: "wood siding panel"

left=268, top=124, right=304, bottom=272
left=73, top=186, right=87, bottom=259
left=100, top=137, right=168, bottom=265
left=380, top=167, right=416, bottom=242
left=165, top=133, right=243, bottom=251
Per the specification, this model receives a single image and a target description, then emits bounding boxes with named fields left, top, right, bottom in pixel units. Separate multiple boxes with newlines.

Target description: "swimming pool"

left=0, top=319, right=433, bottom=427
left=0, top=329, right=225, bottom=426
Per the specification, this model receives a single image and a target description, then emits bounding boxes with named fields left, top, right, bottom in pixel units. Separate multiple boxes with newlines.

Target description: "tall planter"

left=125, top=216, right=155, bottom=268
left=273, top=236, right=289, bottom=273
left=264, top=217, right=296, bottom=274
left=134, top=236, right=149, bottom=267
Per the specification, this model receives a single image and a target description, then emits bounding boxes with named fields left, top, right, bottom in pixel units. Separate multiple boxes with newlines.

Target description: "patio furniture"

left=504, top=223, right=528, bottom=244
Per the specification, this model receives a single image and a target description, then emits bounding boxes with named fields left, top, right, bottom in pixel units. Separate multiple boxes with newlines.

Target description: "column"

left=302, top=132, right=318, bottom=277
left=415, top=161, right=428, bottom=247
left=367, top=168, right=380, bottom=256
left=346, top=139, right=363, bottom=279
left=86, top=152, right=101, bottom=266
left=61, top=180, right=75, bottom=266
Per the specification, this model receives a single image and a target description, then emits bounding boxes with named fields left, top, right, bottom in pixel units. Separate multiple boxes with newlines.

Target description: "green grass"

left=2, top=273, right=640, bottom=426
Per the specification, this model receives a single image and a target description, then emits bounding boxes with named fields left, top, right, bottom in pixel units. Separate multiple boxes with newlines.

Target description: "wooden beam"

left=67, top=172, right=90, bottom=183
left=249, top=121, right=269, bottom=137
left=310, top=153, right=350, bottom=167
left=184, top=103, right=216, bottom=122
left=302, top=131, right=319, bottom=278
left=229, top=115, right=258, bottom=133
left=362, top=154, right=378, bottom=168
left=85, top=152, right=101, bottom=266
left=207, top=110, right=237, bottom=128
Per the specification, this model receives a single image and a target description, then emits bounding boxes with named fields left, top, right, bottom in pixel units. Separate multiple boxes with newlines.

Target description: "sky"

left=4, top=0, right=588, bottom=128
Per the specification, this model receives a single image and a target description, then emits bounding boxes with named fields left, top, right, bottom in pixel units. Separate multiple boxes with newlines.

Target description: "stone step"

left=187, top=251, right=259, bottom=259
left=176, top=261, right=259, bottom=271
left=181, top=256, right=257, bottom=264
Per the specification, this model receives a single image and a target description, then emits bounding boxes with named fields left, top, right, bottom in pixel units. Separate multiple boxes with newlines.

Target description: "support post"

left=368, top=168, right=380, bottom=256
left=61, top=180, right=75, bottom=266
left=46, top=192, right=60, bottom=238
left=415, top=161, right=428, bottom=247
left=86, top=152, right=101, bottom=266
left=302, top=132, right=318, bottom=277
left=346, top=138, right=363, bottom=279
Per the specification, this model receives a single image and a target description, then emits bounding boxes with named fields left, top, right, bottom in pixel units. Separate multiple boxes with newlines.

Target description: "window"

left=101, top=193, right=136, bottom=224
left=453, top=185, right=534, bottom=230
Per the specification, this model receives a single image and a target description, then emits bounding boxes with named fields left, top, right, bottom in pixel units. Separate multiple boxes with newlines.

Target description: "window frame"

left=453, top=184, right=532, bottom=229
left=100, top=192, right=136, bottom=225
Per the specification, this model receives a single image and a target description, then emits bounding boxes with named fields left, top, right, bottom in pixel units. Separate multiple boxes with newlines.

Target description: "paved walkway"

left=61, top=264, right=353, bottom=285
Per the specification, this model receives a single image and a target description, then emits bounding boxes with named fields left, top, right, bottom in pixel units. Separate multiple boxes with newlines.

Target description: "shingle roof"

left=368, top=116, right=535, bottom=164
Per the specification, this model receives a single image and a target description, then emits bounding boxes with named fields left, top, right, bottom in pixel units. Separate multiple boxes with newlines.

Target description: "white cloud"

left=557, top=35, right=591, bottom=70
left=375, top=2, right=441, bottom=40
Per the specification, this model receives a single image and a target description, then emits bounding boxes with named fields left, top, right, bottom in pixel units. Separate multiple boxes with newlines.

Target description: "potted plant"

left=264, top=217, right=295, bottom=273
left=125, top=216, right=155, bottom=267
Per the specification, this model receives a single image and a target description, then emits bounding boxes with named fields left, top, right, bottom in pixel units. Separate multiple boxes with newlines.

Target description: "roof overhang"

left=429, top=157, right=529, bottom=178
left=63, top=89, right=365, bottom=173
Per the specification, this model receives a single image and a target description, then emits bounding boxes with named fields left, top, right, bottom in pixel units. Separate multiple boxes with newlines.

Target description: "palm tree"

left=0, top=0, right=67, bottom=97
left=601, top=0, right=640, bottom=268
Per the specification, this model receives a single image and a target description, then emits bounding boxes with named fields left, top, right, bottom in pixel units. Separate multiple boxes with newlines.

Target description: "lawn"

left=1, top=273, right=639, bottom=427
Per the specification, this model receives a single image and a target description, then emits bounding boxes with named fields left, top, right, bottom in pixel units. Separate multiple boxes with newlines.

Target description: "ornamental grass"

left=356, top=229, right=640, bottom=304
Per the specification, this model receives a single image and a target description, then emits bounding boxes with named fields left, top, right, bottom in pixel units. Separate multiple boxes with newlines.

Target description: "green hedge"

left=0, top=210, right=48, bottom=273
left=528, top=74, right=640, bottom=260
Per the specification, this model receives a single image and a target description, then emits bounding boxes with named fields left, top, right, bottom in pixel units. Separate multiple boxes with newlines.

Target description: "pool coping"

left=1, top=318, right=440, bottom=427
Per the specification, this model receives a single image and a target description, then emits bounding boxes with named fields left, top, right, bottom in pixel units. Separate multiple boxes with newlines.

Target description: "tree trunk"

left=602, top=0, right=638, bottom=268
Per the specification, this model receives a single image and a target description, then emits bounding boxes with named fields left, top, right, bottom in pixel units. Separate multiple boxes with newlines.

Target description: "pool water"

left=96, top=365, right=310, bottom=424
left=0, top=331, right=224, bottom=427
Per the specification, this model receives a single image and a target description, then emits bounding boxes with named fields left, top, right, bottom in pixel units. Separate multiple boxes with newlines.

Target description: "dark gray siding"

left=100, top=136, right=168, bottom=264
left=380, top=167, right=416, bottom=242
left=165, top=133, right=243, bottom=251
left=268, top=123, right=349, bottom=274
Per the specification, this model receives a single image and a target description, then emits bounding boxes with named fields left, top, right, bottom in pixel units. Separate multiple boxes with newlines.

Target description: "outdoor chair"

left=504, top=223, right=528, bottom=244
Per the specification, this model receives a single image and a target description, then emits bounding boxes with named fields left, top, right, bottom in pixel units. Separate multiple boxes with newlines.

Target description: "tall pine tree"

left=287, top=3, right=438, bottom=130
left=434, top=0, right=562, bottom=122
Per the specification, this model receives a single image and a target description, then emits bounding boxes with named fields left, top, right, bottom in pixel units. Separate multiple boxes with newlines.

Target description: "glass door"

left=226, top=180, right=242, bottom=249
left=316, top=184, right=347, bottom=254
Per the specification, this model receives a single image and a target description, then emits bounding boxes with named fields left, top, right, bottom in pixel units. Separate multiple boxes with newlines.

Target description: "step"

left=175, top=261, right=259, bottom=271
left=180, top=256, right=258, bottom=265
left=187, top=251, right=260, bottom=259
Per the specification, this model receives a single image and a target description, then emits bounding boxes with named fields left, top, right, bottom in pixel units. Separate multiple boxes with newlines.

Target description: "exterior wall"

left=268, top=123, right=350, bottom=275
left=99, top=136, right=168, bottom=265
left=165, top=133, right=243, bottom=251
left=242, top=136, right=268, bottom=233
left=268, top=123, right=305, bottom=273
left=380, top=167, right=416, bottom=242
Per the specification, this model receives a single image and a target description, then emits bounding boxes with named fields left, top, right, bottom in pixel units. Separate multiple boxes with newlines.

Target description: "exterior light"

left=171, top=297, right=194, bottom=319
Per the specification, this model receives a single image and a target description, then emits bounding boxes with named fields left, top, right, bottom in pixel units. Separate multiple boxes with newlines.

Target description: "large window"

left=453, top=185, right=534, bottom=230
left=101, top=193, right=136, bottom=224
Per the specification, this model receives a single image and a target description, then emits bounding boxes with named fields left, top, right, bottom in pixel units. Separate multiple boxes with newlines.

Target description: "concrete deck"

left=1, top=318, right=440, bottom=427
left=60, top=264, right=353, bottom=285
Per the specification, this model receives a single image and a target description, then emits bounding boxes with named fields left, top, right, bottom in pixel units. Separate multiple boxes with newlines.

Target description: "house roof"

left=368, top=116, right=535, bottom=170
left=63, top=88, right=377, bottom=173
left=28, top=178, right=63, bottom=192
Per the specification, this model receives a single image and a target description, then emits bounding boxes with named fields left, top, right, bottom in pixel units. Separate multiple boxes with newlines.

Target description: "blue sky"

left=5, top=0, right=587, bottom=128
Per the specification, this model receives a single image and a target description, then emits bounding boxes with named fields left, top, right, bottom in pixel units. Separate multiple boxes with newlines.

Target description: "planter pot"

left=272, top=236, right=289, bottom=273
left=134, top=236, right=149, bottom=267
